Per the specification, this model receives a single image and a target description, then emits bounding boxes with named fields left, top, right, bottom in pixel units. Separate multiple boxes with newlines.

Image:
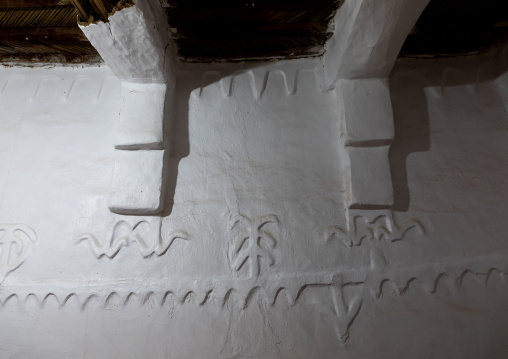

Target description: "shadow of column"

left=161, top=63, right=267, bottom=217
left=389, top=71, right=431, bottom=212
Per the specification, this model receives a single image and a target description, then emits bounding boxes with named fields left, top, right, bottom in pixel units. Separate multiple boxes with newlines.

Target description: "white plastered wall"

left=1, top=47, right=508, bottom=358
left=1, top=2, right=508, bottom=358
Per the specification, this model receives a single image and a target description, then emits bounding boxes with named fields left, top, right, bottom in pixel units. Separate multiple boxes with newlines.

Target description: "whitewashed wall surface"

left=1, top=36, right=508, bottom=359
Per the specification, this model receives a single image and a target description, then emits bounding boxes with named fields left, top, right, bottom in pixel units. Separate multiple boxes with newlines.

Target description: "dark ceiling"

left=400, top=0, right=508, bottom=58
left=0, top=0, right=103, bottom=63
left=166, top=0, right=343, bottom=62
left=0, top=0, right=507, bottom=64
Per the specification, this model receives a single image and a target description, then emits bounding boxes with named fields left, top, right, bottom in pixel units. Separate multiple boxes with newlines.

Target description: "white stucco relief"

left=0, top=224, right=37, bottom=283
left=79, top=0, right=174, bottom=215
left=2, top=0, right=508, bottom=357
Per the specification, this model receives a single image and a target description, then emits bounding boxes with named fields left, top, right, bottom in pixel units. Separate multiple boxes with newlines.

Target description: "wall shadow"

left=160, top=61, right=270, bottom=217
left=389, top=72, right=431, bottom=212
left=389, top=39, right=508, bottom=213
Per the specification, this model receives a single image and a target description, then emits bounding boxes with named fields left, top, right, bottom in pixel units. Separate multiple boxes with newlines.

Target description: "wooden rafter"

left=0, top=2, right=104, bottom=62
left=89, top=0, right=113, bottom=21
left=71, top=0, right=91, bottom=22
left=70, top=0, right=118, bottom=22
left=0, top=0, right=72, bottom=7
left=0, top=27, right=87, bottom=42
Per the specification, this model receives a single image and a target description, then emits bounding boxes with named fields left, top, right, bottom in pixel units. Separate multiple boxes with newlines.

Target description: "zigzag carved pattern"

left=1, top=254, right=506, bottom=310
left=197, top=68, right=321, bottom=100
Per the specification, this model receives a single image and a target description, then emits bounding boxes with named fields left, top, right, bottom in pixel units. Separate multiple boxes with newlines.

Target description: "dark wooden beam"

left=0, top=27, right=88, bottom=42
left=71, top=0, right=91, bottom=21
left=0, top=0, right=72, bottom=7
left=89, top=0, right=112, bottom=21
left=166, top=0, right=338, bottom=8
left=71, top=0, right=118, bottom=22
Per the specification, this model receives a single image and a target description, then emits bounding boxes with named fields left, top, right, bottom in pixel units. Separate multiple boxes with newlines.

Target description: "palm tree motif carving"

left=228, top=214, right=279, bottom=278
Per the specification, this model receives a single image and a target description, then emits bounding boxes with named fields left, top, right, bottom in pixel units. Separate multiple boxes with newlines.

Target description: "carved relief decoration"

left=4, top=212, right=508, bottom=346
left=76, top=220, right=189, bottom=258
left=196, top=68, right=321, bottom=100
left=1, top=251, right=507, bottom=342
left=326, top=212, right=424, bottom=247
left=1, top=248, right=507, bottom=345
left=0, top=224, right=37, bottom=283
left=329, top=284, right=363, bottom=344
left=228, top=214, right=279, bottom=278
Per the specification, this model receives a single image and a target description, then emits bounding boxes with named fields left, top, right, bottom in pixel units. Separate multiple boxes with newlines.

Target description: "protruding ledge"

left=338, top=78, right=394, bottom=146
left=108, top=150, right=165, bottom=215
left=115, top=82, right=167, bottom=150
left=347, top=146, right=393, bottom=209
left=79, top=0, right=174, bottom=216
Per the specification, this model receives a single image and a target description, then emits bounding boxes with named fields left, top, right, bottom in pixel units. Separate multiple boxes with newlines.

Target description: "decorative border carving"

left=2, top=253, right=506, bottom=343
left=197, top=68, right=321, bottom=99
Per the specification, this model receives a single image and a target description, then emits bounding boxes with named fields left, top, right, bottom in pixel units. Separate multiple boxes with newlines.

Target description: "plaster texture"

left=338, top=78, right=394, bottom=146
left=1, top=1, right=508, bottom=357
left=323, top=0, right=430, bottom=85
left=79, top=0, right=171, bottom=84
left=79, top=1, right=174, bottom=216
left=347, top=145, right=394, bottom=208
left=116, top=82, right=167, bottom=150
left=1, top=43, right=508, bottom=357
left=108, top=149, right=165, bottom=214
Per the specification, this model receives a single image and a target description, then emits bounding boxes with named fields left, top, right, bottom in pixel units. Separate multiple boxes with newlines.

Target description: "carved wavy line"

left=0, top=293, right=17, bottom=306
left=199, top=68, right=321, bottom=99
left=124, top=292, right=139, bottom=306
left=369, top=267, right=508, bottom=298
left=243, top=286, right=261, bottom=309
left=2, top=261, right=507, bottom=310
left=259, top=70, right=290, bottom=99
left=104, top=292, right=120, bottom=308
left=161, top=291, right=176, bottom=306
left=271, top=287, right=295, bottom=306
left=81, top=294, right=100, bottom=310
left=142, top=291, right=157, bottom=305
left=222, top=288, right=237, bottom=308
left=181, top=291, right=198, bottom=304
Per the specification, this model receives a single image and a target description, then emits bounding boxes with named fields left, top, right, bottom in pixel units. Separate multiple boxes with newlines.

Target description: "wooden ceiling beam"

left=71, top=0, right=117, bottom=22
left=166, top=0, right=338, bottom=8
left=89, top=0, right=112, bottom=21
left=71, top=0, right=91, bottom=22
left=0, top=27, right=88, bottom=42
left=0, top=0, right=72, bottom=7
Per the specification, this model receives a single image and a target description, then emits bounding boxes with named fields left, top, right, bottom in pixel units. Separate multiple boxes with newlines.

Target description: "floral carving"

left=0, top=224, right=37, bottom=283
left=327, top=213, right=424, bottom=247
left=352, top=214, right=423, bottom=244
left=228, top=214, right=279, bottom=278
left=76, top=220, right=188, bottom=258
